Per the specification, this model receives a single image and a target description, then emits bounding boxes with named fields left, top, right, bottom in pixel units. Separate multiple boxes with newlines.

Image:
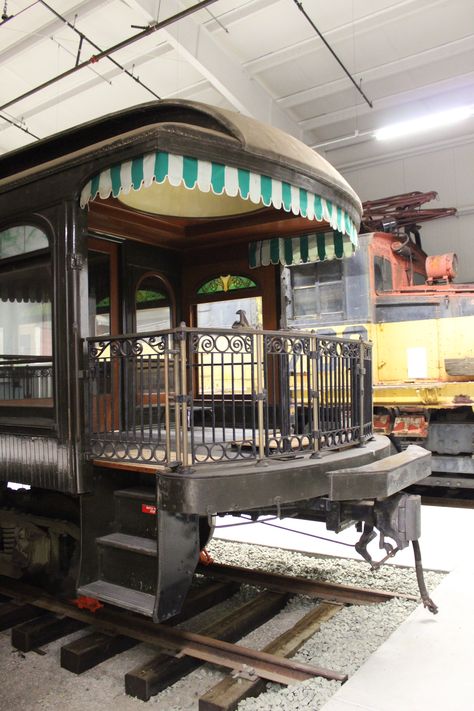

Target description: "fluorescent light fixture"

left=375, top=106, right=474, bottom=141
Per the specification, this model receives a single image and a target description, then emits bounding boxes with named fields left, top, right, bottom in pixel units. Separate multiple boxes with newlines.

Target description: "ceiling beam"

left=0, top=44, right=175, bottom=138
left=0, top=0, right=111, bottom=63
left=122, top=0, right=302, bottom=138
left=300, top=71, right=474, bottom=132
left=278, top=33, right=474, bottom=110
left=336, top=130, right=474, bottom=172
left=244, top=0, right=447, bottom=77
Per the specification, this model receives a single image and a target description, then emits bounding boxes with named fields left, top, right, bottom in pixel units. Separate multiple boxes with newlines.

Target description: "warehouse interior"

left=2, top=0, right=474, bottom=277
left=1, top=1, right=474, bottom=710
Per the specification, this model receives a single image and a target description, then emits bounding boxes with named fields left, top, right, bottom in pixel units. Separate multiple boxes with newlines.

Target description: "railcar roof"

left=0, top=100, right=361, bottom=225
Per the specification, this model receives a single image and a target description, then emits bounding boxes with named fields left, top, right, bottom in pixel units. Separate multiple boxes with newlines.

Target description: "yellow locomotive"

left=282, top=207, right=474, bottom=499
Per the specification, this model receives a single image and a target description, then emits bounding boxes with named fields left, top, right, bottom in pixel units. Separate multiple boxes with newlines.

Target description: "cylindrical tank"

left=425, top=253, right=458, bottom=282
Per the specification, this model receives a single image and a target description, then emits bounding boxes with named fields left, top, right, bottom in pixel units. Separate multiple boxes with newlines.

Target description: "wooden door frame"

left=88, top=236, right=120, bottom=336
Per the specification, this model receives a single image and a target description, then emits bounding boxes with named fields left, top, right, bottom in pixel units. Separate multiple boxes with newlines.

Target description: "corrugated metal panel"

left=0, top=434, right=75, bottom=493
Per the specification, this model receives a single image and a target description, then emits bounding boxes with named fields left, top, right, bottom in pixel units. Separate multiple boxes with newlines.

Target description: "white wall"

left=339, top=138, right=474, bottom=283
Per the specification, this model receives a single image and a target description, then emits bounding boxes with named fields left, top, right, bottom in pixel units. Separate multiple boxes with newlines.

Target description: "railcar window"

left=374, top=256, right=393, bottom=292
left=413, top=271, right=426, bottom=285
left=89, top=252, right=112, bottom=337
left=196, top=296, right=262, bottom=396
left=197, top=275, right=257, bottom=295
left=0, top=225, right=48, bottom=259
left=291, top=260, right=344, bottom=319
left=0, top=225, right=53, bottom=407
left=135, top=275, right=172, bottom=332
left=197, top=296, right=262, bottom=329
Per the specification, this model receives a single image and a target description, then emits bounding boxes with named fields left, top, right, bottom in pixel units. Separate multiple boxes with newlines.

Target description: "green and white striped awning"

left=249, top=231, right=355, bottom=269
left=80, top=151, right=359, bottom=244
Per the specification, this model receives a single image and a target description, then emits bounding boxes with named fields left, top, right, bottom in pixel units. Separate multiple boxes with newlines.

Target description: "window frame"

left=290, top=260, right=346, bottom=322
left=0, top=221, right=55, bottom=429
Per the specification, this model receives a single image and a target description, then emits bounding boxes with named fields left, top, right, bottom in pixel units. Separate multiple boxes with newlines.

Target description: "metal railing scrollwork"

left=85, top=326, right=372, bottom=467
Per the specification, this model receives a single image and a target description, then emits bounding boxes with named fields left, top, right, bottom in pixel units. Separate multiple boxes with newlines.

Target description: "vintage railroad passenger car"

left=0, top=101, right=430, bottom=621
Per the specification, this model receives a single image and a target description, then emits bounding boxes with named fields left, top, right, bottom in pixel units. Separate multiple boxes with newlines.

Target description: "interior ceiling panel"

left=0, top=0, right=473, bottom=170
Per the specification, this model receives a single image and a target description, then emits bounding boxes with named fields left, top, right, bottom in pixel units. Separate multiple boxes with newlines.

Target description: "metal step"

left=77, top=580, right=155, bottom=617
left=97, top=532, right=157, bottom=556
left=113, top=487, right=157, bottom=538
left=114, top=487, right=155, bottom=502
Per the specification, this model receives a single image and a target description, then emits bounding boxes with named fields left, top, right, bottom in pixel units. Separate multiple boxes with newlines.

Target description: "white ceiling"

left=1, top=0, right=474, bottom=172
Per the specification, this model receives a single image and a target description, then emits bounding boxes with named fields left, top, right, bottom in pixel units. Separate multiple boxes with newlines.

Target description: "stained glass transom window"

left=197, top=275, right=257, bottom=295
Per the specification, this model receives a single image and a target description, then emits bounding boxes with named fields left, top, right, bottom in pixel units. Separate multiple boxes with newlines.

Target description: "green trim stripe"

left=270, top=238, right=280, bottom=265
left=238, top=168, right=250, bottom=198
left=284, top=238, right=293, bottom=265
left=90, top=174, right=100, bottom=200
left=211, top=162, right=225, bottom=194
left=183, top=156, right=198, bottom=188
left=316, top=233, right=326, bottom=261
left=155, top=152, right=168, bottom=182
left=111, top=164, right=122, bottom=197
left=131, top=157, right=144, bottom=190
left=333, top=230, right=344, bottom=259
left=261, top=175, right=272, bottom=206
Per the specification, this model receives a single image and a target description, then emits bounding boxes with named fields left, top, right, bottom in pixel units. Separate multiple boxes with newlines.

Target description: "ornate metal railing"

left=86, top=326, right=372, bottom=466
left=0, top=356, right=53, bottom=402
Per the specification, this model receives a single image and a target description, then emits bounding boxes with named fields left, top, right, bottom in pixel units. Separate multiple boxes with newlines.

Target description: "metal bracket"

left=175, top=394, right=191, bottom=404
left=68, top=253, right=84, bottom=270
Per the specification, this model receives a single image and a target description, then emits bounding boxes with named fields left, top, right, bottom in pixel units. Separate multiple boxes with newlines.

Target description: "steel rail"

left=197, top=561, right=418, bottom=604
left=200, top=601, right=342, bottom=711
left=0, top=576, right=346, bottom=684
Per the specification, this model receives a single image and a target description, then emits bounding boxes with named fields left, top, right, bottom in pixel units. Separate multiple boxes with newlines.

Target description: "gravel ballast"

left=0, top=538, right=445, bottom=711
left=204, top=539, right=444, bottom=711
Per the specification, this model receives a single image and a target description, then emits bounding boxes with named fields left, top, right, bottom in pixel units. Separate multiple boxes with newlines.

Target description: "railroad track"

left=0, top=565, right=417, bottom=709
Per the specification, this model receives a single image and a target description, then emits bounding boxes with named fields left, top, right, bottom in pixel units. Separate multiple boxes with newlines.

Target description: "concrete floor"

left=216, top=503, right=474, bottom=711
left=320, top=565, right=474, bottom=711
